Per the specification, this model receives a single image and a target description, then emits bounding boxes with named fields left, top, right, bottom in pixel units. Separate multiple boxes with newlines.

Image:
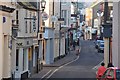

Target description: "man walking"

left=96, top=62, right=106, bottom=80
left=73, top=40, right=76, bottom=50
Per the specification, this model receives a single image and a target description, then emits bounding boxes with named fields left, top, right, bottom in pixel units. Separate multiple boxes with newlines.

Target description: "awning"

left=0, top=5, right=15, bottom=13
left=17, top=1, right=38, bottom=11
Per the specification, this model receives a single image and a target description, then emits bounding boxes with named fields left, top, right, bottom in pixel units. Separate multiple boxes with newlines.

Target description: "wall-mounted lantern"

left=41, top=0, right=46, bottom=12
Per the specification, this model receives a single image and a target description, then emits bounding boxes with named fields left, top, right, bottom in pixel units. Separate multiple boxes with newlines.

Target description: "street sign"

left=51, top=16, right=58, bottom=22
left=42, top=12, right=49, bottom=21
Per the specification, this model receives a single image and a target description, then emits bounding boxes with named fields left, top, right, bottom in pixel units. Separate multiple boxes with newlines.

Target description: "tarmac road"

left=48, top=40, right=104, bottom=79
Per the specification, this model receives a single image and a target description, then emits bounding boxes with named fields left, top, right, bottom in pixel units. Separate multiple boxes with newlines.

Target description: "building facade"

left=0, top=2, right=15, bottom=79
left=112, top=2, right=120, bottom=67
left=11, top=1, right=40, bottom=79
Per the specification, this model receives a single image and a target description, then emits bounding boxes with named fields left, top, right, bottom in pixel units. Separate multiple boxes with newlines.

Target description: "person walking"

left=73, top=40, right=76, bottom=50
left=96, top=62, right=106, bottom=80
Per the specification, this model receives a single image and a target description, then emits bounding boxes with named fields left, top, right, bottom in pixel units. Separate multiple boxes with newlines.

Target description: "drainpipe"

left=59, top=0, right=61, bottom=59
left=52, top=0, right=54, bottom=28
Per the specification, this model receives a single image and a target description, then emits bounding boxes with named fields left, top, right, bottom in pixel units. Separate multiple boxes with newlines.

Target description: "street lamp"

left=97, top=10, right=103, bottom=36
left=41, top=0, right=46, bottom=12
left=37, top=0, right=46, bottom=72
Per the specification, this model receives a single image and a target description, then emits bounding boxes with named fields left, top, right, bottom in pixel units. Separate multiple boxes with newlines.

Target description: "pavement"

left=29, top=46, right=80, bottom=79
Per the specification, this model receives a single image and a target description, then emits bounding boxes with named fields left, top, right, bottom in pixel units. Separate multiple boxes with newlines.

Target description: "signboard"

left=42, top=12, right=49, bottom=21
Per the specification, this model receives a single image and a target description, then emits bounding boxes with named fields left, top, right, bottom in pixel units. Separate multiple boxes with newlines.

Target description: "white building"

left=0, top=2, right=15, bottom=79
left=40, top=0, right=71, bottom=64
left=112, top=2, right=120, bottom=67
left=39, top=0, right=55, bottom=65
left=53, top=0, right=71, bottom=60
left=61, top=1, right=71, bottom=55
left=11, top=1, right=40, bottom=79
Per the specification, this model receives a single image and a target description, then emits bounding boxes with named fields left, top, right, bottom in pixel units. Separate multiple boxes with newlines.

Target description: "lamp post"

left=97, top=10, right=103, bottom=37
left=59, top=0, right=61, bottom=59
left=41, top=0, right=46, bottom=12
left=103, top=0, right=113, bottom=67
left=37, top=0, right=46, bottom=72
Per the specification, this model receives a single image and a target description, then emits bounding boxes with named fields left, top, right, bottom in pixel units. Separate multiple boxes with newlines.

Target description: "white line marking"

left=41, top=70, right=52, bottom=79
left=47, top=47, right=81, bottom=79
left=92, top=60, right=103, bottom=70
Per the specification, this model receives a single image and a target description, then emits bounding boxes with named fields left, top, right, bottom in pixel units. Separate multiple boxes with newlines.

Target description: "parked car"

left=95, top=40, right=103, bottom=49
left=100, top=67, right=120, bottom=80
left=98, top=42, right=104, bottom=53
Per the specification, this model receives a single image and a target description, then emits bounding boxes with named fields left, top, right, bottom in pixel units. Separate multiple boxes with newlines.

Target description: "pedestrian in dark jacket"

left=73, top=40, right=76, bottom=50
left=77, top=38, right=79, bottom=46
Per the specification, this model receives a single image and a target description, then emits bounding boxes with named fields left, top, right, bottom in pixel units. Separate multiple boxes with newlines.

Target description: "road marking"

left=92, top=60, right=103, bottom=70
left=47, top=47, right=81, bottom=79
left=41, top=70, right=52, bottom=79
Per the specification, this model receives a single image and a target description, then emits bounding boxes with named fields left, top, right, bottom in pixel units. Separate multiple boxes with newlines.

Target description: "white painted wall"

left=11, top=39, right=16, bottom=74
left=17, top=9, right=38, bottom=37
left=54, top=39, right=59, bottom=58
left=61, top=2, right=71, bottom=28
left=112, top=2, right=120, bottom=67
left=44, top=0, right=50, bottom=27
left=0, top=13, right=3, bottom=80
left=0, top=11, right=12, bottom=79
left=60, top=37, right=65, bottom=56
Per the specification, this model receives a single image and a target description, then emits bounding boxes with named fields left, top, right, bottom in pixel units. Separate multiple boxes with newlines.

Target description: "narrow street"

left=40, top=40, right=104, bottom=79
left=49, top=40, right=103, bottom=79
left=0, top=1, right=117, bottom=80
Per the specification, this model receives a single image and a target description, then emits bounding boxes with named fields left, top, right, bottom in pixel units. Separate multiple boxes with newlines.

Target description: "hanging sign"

left=42, top=12, right=49, bottom=21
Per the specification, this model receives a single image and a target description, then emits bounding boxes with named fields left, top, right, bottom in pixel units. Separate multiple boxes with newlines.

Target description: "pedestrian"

left=107, top=63, right=114, bottom=68
left=96, top=62, right=106, bottom=80
left=73, top=40, right=76, bottom=50
left=77, top=38, right=79, bottom=46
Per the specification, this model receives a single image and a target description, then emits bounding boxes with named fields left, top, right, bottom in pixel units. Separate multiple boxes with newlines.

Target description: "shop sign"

left=16, top=43, right=23, bottom=47
left=42, top=12, right=49, bottom=21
